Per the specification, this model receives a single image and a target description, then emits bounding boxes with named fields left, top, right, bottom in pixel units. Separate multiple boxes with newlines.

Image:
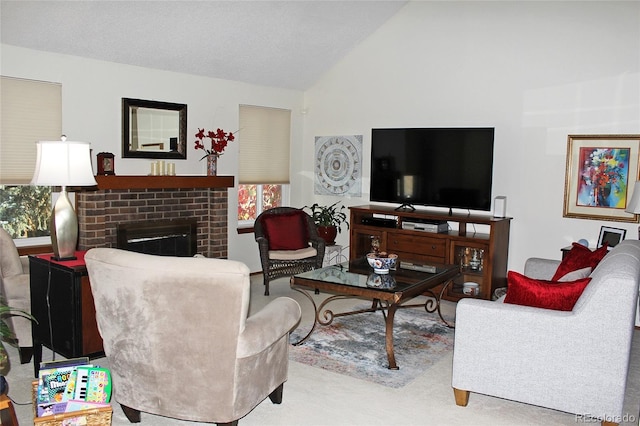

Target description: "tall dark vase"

left=317, top=226, right=337, bottom=245
left=597, top=184, right=612, bottom=207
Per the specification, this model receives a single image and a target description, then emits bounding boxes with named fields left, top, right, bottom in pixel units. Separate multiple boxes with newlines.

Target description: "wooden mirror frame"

left=122, top=98, right=187, bottom=159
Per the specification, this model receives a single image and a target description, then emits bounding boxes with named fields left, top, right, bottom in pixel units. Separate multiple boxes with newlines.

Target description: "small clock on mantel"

left=97, top=152, right=115, bottom=175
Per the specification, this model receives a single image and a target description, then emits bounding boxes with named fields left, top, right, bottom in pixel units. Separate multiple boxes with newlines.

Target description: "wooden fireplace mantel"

left=94, top=175, right=235, bottom=190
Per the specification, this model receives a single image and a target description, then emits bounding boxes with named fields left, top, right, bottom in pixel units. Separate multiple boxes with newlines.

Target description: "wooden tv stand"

left=348, top=205, right=511, bottom=301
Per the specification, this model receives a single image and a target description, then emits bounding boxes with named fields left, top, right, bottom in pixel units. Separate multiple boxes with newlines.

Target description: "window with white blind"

left=1, top=76, right=62, bottom=184
left=0, top=76, right=61, bottom=242
left=237, top=105, right=291, bottom=224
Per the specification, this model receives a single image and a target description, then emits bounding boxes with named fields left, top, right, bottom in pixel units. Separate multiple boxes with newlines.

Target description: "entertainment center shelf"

left=348, top=205, right=511, bottom=301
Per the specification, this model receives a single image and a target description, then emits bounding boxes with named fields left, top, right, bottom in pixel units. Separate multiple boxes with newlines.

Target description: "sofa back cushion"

left=572, top=241, right=640, bottom=316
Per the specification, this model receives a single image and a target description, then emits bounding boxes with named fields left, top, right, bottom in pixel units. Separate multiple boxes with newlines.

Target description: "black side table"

left=29, top=251, right=104, bottom=377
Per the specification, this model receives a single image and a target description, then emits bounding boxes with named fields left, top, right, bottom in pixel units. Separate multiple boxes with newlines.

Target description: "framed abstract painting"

left=563, top=134, right=640, bottom=222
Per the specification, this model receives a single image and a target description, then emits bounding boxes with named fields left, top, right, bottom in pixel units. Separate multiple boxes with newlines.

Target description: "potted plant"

left=0, top=299, right=35, bottom=394
left=304, top=202, right=350, bottom=245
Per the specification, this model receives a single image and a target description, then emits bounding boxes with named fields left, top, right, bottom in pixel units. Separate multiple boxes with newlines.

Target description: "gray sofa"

left=452, top=240, right=640, bottom=426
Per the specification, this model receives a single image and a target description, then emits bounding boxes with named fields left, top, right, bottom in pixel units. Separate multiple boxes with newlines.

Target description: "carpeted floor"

left=290, top=303, right=454, bottom=388
left=4, top=275, right=640, bottom=425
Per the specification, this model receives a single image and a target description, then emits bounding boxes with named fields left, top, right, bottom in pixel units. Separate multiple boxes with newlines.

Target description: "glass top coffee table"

left=290, top=260, right=459, bottom=370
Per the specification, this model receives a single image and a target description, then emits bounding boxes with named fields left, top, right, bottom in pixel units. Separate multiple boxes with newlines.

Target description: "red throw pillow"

left=504, top=270, right=591, bottom=311
left=261, top=211, right=309, bottom=250
left=551, top=242, right=608, bottom=281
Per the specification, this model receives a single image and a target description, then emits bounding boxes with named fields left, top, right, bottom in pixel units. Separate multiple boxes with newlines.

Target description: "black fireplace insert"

left=116, top=219, right=198, bottom=257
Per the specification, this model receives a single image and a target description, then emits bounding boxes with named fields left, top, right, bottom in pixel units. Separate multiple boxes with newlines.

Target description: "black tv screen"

left=370, top=128, right=495, bottom=211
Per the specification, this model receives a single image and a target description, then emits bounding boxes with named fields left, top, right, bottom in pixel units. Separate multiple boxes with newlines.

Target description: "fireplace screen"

left=116, top=219, right=197, bottom=257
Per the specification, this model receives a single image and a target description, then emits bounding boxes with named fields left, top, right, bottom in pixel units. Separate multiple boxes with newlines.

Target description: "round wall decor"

left=314, top=135, right=362, bottom=196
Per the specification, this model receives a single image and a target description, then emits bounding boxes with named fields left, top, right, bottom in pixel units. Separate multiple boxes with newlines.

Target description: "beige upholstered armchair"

left=0, top=227, right=32, bottom=363
left=254, top=207, right=326, bottom=295
left=85, top=248, right=301, bottom=426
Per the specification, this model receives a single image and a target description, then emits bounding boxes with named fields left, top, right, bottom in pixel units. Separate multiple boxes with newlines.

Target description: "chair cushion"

left=550, top=242, right=608, bottom=281
left=261, top=211, right=310, bottom=250
left=504, top=270, right=591, bottom=311
left=269, top=247, right=317, bottom=260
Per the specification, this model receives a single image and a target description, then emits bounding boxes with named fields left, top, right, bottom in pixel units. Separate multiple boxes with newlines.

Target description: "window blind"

left=238, top=105, right=291, bottom=184
left=1, top=76, right=62, bottom=184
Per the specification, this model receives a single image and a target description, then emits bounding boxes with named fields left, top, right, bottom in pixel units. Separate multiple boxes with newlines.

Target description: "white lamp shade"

left=625, top=181, right=640, bottom=214
left=31, top=140, right=97, bottom=186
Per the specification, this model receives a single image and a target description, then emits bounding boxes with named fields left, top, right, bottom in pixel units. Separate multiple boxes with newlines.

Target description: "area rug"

left=289, top=305, right=454, bottom=388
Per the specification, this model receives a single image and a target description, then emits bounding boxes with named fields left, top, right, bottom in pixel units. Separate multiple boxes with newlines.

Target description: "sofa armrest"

left=2, top=273, right=30, bottom=306
left=454, top=298, right=576, bottom=350
left=523, top=257, right=560, bottom=280
left=453, top=297, right=609, bottom=379
left=452, top=298, right=579, bottom=395
left=237, top=297, right=301, bottom=358
left=452, top=297, right=631, bottom=410
left=20, top=256, right=29, bottom=275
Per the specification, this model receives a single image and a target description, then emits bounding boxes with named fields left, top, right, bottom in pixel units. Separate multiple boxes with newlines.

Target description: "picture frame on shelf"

left=563, top=134, right=640, bottom=222
left=597, top=226, right=626, bottom=250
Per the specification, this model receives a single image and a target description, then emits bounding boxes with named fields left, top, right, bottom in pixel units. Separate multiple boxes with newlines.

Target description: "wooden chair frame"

left=254, top=207, right=326, bottom=295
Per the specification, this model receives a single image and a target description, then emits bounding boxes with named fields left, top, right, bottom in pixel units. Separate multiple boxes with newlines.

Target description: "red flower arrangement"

left=194, top=128, right=235, bottom=160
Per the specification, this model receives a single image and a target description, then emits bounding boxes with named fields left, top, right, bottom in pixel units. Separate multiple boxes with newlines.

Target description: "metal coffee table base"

left=291, top=280, right=454, bottom=370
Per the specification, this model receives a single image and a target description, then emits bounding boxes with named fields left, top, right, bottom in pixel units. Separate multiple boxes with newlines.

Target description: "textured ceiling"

left=1, top=0, right=407, bottom=90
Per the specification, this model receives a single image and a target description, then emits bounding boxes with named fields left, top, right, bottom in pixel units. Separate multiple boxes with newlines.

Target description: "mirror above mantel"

left=122, top=98, right=187, bottom=159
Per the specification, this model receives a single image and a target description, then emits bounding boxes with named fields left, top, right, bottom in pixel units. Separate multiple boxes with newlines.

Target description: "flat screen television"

left=370, top=127, right=495, bottom=212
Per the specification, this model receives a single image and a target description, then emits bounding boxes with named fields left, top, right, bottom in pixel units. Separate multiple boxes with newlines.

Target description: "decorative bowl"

left=366, top=253, right=398, bottom=274
left=462, top=282, right=480, bottom=296
left=366, top=273, right=397, bottom=289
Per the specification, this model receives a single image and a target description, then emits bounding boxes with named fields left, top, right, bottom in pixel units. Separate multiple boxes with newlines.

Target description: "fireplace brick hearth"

left=76, top=187, right=229, bottom=258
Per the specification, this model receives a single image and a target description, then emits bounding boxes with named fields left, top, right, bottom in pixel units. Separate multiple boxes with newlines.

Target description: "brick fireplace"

left=75, top=175, right=234, bottom=258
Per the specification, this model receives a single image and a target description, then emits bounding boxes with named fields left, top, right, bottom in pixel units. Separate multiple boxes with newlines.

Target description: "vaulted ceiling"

left=1, top=1, right=407, bottom=90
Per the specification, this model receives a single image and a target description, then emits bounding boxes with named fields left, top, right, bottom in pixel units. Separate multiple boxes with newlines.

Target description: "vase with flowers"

left=194, top=128, right=235, bottom=176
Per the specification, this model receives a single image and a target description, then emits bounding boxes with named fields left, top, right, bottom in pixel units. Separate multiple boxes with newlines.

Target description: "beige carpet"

left=5, top=275, right=640, bottom=425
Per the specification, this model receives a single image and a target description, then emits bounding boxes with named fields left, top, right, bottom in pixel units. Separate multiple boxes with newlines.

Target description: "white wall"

left=1, top=45, right=304, bottom=271
left=299, top=1, right=640, bottom=271
left=2, top=1, right=639, bottom=274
